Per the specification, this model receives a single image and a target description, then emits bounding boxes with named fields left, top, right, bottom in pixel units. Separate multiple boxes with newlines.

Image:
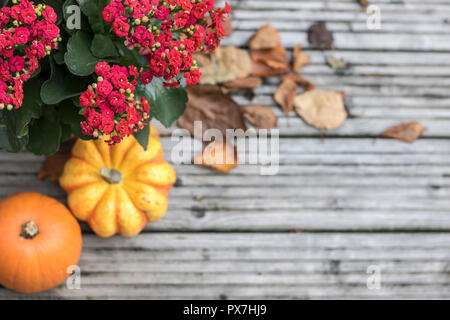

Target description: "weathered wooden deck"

left=1, top=0, right=450, bottom=299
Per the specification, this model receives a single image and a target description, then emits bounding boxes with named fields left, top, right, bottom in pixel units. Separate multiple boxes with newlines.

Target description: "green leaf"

left=91, top=34, right=118, bottom=58
left=53, top=42, right=67, bottom=64
left=64, top=31, right=99, bottom=76
left=0, top=125, right=27, bottom=153
left=136, top=78, right=188, bottom=128
left=0, top=111, right=29, bottom=153
left=76, top=0, right=109, bottom=16
left=60, top=123, right=73, bottom=142
left=26, top=108, right=62, bottom=155
left=59, top=99, right=93, bottom=140
left=133, top=123, right=150, bottom=151
left=76, top=0, right=109, bottom=34
left=41, top=58, right=91, bottom=105
left=0, top=125, right=12, bottom=151
left=87, top=14, right=105, bottom=34
left=15, top=79, right=43, bottom=136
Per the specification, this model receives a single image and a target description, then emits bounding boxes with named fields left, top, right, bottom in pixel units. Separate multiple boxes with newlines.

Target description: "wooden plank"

left=228, top=0, right=450, bottom=13
left=1, top=135, right=450, bottom=231
left=156, top=118, right=450, bottom=138
left=4, top=138, right=450, bottom=159
left=301, top=51, right=450, bottom=66
left=144, top=210, right=450, bottom=232
left=249, top=83, right=450, bottom=97
left=273, top=75, right=450, bottom=87
left=234, top=20, right=450, bottom=34
left=223, top=31, right=450, bottom=51
left=1, top=233, right=448, bottom=299
left=2, top=285, right=449, bottom=300
left=221, top=0, right=450, bottom=52
left=300, top=65, right=450, bottom=76
left=231, top=10, right=450, bottom=24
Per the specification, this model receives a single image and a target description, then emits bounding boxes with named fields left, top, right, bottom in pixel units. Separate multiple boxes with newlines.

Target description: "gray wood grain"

left=1, top=233, right=449, bottom=299
left=1, top=0, right=450, bottom=300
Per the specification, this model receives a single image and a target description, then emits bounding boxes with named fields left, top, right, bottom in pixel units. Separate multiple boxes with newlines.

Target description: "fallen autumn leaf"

left=250, top=45, right=291, bottom=77
left=199, top=46, right=252, bottom=85
left=292, top=44, right=311, bottom=73
left=193, top=140, right=238, bottom=174
left=281, top=73, right=316, bottom=91
left=242, top=105, right=278, bottom=129
left=294, top=90, right=347, bottom=130
left=308, top=22, right=334, bottom=50
left=177, top=85, right=247, bottom=137
left=222, top=77, right=263, bottom=92
left=274, top=79, right=299, bottom=113
left=380, top=121, right=427, bottom=143
left=248, top=24, right=281, bottom=50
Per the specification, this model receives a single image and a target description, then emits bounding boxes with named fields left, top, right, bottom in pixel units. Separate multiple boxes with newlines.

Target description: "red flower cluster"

left=80, top=62, right=151, bottom=145
left=0, top=0, right=60, bottom=110
left=102, top=0, right=231, bottom=88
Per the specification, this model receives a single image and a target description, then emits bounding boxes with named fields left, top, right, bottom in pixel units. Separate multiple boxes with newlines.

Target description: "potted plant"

left=0, top=0, right=230, bottom=154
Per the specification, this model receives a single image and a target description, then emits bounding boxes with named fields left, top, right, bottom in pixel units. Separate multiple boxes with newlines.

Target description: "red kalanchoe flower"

left=0, top=0, right=60, bottom=110
left=96, top=80, right=113, bottom=97
left=102, top=0, right=231, bottom=88
left=184, top=69, right=201, bottom=86
left=80, top=62, right=151, bottom=145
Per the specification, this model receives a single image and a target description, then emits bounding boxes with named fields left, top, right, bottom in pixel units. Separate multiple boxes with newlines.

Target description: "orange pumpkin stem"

left=20, top=221, right=40, bottom=239
left=100, top=167, right=122, bottom=184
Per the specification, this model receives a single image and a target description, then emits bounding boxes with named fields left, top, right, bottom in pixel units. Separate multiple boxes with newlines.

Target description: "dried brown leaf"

left=251, top=45, right=289, bottom=65
left=242, top=105, right=278, bottom=129
left=250, top=45, right=291, bottom=77
left=216, top=46, right=252, bottom=79
left=307, top=22, right=334, bottom=50
left=380, top=121, right=426, bottom=143
left=193, top=140, right=238, bottom=174
left=281, top=73, right=315, bottom=91
left=248, top=24, right=281, bottom=50
left=177, top=85, right=247, bottom=137
left=222, top=77, right=262, bottom=91
left=199, top=46, right=252, bottom=85
left=294, top=91, right=347, bottom=130
left=274, top=79, right=298, bottom=113
left=251, top=62, right=280, bottom=77
left=292, top=45, right=311, bottom=73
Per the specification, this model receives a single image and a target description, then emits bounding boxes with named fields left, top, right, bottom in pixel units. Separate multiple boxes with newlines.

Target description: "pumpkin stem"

left=20, top=221, right=39, bottom=239
left=100, top=167, right=123, bottom=184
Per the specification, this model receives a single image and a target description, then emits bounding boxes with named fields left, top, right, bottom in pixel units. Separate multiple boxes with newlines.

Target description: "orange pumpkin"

left=0, top=192, right=82, bottom=293
left=59, top=130, right=176, bottom=238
